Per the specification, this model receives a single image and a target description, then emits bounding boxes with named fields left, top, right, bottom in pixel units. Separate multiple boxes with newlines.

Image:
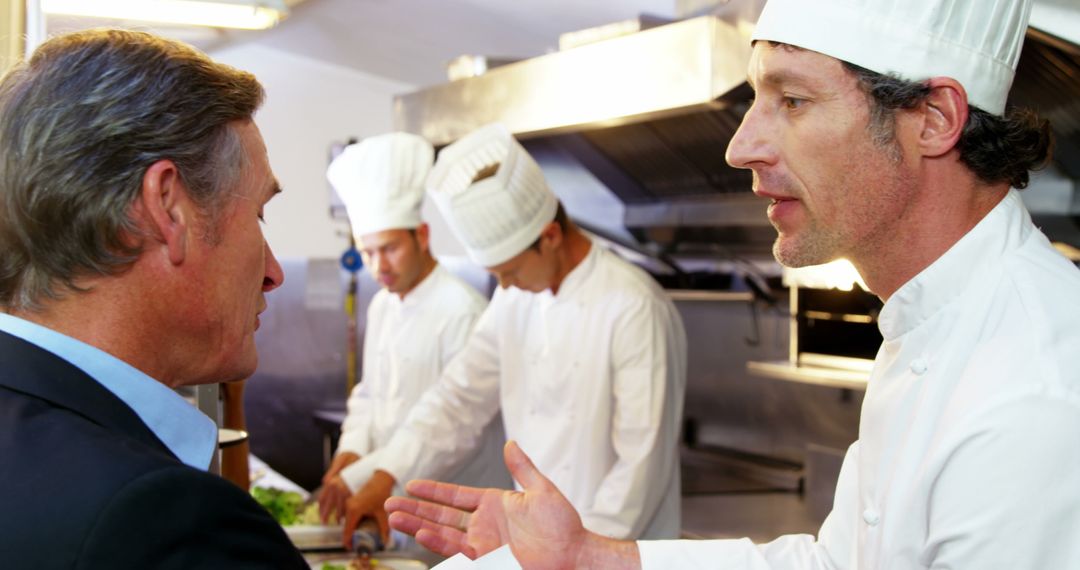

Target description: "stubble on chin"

left=771, top=218, right=843, bottom=269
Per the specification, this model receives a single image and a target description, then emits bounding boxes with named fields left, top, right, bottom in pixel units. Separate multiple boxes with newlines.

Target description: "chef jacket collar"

left=389, top=262, right=444, bottom=308
left=877, top=190, right=1031, bottom=342
left=549, top=237, right=598, bottom=303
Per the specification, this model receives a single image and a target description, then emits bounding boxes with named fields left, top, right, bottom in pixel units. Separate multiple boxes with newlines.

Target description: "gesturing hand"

left=386, top=441, right=589, bottom=569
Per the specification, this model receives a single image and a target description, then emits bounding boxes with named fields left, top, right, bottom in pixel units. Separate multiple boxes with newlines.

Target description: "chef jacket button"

left=910, top=359, right=928, bottom=375
left=862, top=508, right=880, bottom=526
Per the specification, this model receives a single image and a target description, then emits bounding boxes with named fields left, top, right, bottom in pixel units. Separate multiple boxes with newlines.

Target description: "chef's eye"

left=783, top=96, right=807, bottom=110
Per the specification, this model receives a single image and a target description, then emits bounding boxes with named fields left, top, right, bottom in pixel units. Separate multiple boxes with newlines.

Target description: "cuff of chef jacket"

left=341, top=447, right=412, bottom=494
left=335, top=431, right=370, bottom=459
left=637, top=538, right=765, bottom=569
left=339, top=456, right=378, bottom=493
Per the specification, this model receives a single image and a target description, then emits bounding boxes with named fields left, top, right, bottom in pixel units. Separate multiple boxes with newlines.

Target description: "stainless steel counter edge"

left=667, top=290, right=754, bottom=302
left=746, top=360, right=870, bottom=391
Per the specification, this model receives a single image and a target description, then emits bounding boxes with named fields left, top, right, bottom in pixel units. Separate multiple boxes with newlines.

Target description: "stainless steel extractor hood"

left=396, top=14, right=774, bottom=259
left=394, top=10, right=1080, bottom=259
left=394, top=15, right=753, bottom=145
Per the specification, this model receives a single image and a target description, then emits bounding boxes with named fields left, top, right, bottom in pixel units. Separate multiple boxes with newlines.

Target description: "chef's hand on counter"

left=343, top=469, right=395, bottom=548
left=385, top=441, right=642, bottom=569
left=318, top=451, right=359, bottom=524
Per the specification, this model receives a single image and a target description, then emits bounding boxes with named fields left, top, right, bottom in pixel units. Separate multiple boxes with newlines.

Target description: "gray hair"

left=841, top=61, right=1053, bottom=187
left=0, top=29, right=265, bottom=310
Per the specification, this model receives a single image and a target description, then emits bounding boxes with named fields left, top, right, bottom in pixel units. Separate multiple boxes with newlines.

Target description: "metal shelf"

left=747, top=359, right=870, bottom=391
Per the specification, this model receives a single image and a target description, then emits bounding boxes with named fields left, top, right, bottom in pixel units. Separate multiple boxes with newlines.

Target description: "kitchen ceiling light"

left=41, top=0, right=288, bottom=30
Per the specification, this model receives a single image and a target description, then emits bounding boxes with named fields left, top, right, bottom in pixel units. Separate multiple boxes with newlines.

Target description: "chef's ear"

left=918, top=77, right=968, bottom=159
left=414, top=223, right=431, bottom=253
left=537, top=220, right=562, bottom=253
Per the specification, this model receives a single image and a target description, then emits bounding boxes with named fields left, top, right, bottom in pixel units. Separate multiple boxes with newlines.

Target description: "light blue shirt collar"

left=0, top=313, right=217, bottom=469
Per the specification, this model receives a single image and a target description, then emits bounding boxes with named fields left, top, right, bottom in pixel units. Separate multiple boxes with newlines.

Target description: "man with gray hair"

left=385, top=0, right=1080, bottom=568
left=0, top=30, right=306, bottom=567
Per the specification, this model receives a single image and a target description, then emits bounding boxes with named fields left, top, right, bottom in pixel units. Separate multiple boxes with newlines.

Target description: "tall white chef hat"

left=427, top=123, right=558, bottom=267
left=752, top=0, right=1033, bottom=116
left=326, top=132, right=434, bottom=236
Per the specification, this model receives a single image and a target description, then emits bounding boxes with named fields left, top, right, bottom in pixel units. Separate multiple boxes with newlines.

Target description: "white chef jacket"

left=359, top=240, right=688, bottom=540
left=337, top=264, right=510, bottom=493
left=639, top=190, right=1080, bottom=568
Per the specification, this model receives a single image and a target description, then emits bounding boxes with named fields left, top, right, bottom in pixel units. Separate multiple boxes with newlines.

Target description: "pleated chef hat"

left=752, top=0, right=1033, bottom=116
left=326, top=132, right=434, bottom=236
left=427, top=123, right=558, bottom=267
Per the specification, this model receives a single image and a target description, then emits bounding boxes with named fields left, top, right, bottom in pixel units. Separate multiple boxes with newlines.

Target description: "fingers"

left=374, top=506, right=390, bottom=543
left=404, top=479, right=486, bottom=511
left=342, top=499, right=361, bottom=549
left=318, top=479, right=349, bottom=524
left=318, top=485, right=336, bottom=524
left=389, top=512, right=473, bottom=558
left=415, top=525, right=476, bottom=559
left=385, top=495, right=416, bottom=516
left=387, top=509, right=422, bottom=535
left=318, top=490, right=330, bottom=524
left=503, top=440, right=549, bottom=492
left=391, top=496, right=471, bottom=531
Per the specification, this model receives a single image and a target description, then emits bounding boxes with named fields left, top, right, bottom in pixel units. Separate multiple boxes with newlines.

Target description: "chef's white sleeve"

left=438, top=306, right=482, bottom=370
left=357, top=303, right=503, bottom=486
left=580, top=296, right=685, bottom=539
left=336, top=365, right=375, bottom=460
left=335, top=297, right=382, bottom=463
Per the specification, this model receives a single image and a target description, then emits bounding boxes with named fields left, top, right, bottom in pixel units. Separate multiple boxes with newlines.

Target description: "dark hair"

left=0, top=29, right=265, bottom=310
left=527, top=202, right=569, bottom=252
left=841, top=61, right=1053, bottom=188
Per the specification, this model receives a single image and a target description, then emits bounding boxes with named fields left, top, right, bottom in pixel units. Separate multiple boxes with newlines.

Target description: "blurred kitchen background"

left=3, top=0, right=1078, bottom=543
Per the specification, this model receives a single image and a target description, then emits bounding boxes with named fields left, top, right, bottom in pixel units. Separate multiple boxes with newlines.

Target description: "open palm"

left=386, top=441, right=588, bottom=568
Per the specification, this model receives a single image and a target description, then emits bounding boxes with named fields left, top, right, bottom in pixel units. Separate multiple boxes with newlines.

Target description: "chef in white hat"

left=384, top=0, right=1080, bottom=568
left=318, top=132, right=510, bottom=539
left=339, top=123, right=688, bottom=545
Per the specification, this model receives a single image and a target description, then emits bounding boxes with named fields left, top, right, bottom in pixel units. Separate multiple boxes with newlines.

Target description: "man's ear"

left=917, top=77, right=968, bottom=159
left=539, top=221, right=563, bottom=252
left=415, top=223, right=431, bottom=252
left=136, top=159, right=191, bottom=266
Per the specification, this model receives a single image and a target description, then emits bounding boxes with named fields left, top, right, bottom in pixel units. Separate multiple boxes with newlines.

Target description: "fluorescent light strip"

left=42, top=0, right=284, bottom=30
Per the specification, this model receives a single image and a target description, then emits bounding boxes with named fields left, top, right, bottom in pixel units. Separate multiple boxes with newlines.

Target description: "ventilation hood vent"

left=394, top=13, right=1080, bottom=260
left=394, top=15, right=753, bottom=145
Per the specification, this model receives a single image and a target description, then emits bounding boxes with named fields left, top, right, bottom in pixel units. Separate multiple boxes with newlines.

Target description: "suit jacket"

left=0, top=330, right=309, bottom=569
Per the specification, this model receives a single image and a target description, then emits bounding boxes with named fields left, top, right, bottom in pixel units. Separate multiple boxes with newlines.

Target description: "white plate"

left=305, top=554, right=428, bottom=570
left=286, top=524, right=344, bottom=550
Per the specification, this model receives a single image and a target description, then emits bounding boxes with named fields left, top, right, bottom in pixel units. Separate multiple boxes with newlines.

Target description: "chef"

left=341, top=124, right=688, bottom=545
left=384, top=0, right=1080, bottom=567
left=318, top=132, right=510, bottom=535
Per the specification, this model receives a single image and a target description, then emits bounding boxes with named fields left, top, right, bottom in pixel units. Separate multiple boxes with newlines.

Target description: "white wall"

left=210, top=42, right=416, bottom=260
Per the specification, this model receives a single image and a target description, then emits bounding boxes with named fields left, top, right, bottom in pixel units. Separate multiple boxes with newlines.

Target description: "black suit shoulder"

left=0, top=330, right=307, bottom=569
left=77, top=465, right=308, bottom=569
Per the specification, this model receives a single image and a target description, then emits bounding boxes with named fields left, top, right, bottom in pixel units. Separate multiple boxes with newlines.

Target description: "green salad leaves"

left=250, top=486, right=305, bottom=526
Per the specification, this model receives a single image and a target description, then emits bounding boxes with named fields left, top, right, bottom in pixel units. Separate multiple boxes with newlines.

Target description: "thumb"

left=342, top=502, right=359, bottom=549
left=503, top=440, right=551, bottom=492
left=376, top=508, right=391, bottom=544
